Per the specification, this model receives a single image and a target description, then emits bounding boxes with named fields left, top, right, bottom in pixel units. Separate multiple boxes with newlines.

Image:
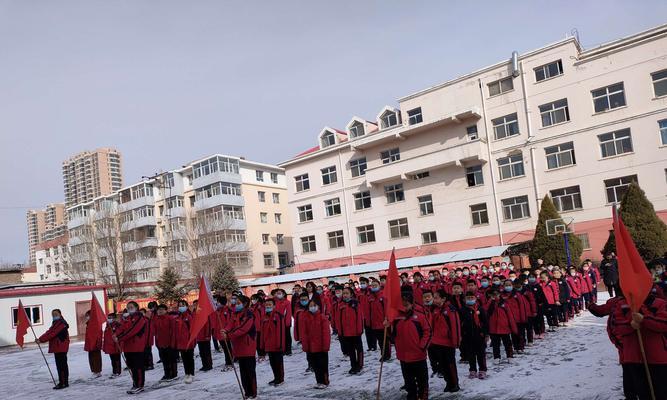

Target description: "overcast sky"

left=1, top=1, right=666, bottom=264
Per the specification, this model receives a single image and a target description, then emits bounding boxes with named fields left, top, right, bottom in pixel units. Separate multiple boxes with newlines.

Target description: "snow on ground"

left=3, top=295, right=623, bottom=400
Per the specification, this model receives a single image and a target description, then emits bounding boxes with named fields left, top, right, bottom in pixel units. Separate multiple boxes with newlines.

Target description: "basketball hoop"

left=546, top=217, right=574, bottom=236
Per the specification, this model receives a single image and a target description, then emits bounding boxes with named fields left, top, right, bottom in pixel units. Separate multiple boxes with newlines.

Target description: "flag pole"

left=30, top=325, right=57, bottom=386
left=635, top=328, right=656, bottom=400
left=375, top=325, right=389, bottom=400
left=216, top=312, right=246, bottom=400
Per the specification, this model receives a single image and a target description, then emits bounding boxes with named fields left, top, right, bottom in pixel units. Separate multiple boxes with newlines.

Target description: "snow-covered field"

left=3, top=297, right=622, bottom=400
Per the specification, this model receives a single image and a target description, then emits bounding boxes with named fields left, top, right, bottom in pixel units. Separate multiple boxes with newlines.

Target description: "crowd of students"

left=32, top=257, right=667, bottom=399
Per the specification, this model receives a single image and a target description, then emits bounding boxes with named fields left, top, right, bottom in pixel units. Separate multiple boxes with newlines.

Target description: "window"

left=321, top=131, right=336, bottom=148
left=258, top=191, right=266, bottom=202
left=327, top=230, right=345, bottom=249
left=380, top=148, right=401, bottom=164
left=256, top=170, right=264, bottom=182
left=604, top=175, right=637, bottom=204
left=385, top=184, right=405, bottom=204
left=263, top=253, right=274, bottom=267
left=421, top=231, right=437, bottom=244
left=592, top=82, right=626, bottom=113
left=324, top=198, right=341, bottom=217
left=270, top=172, right=278, bottom=184
left=550, top=186, right=583, bottom=212
left=297, top=205, right=313, bottom=223
left=411, top=171, right=430, bottom=180
left=470, top=203, right=489, bottom=226
left=272, top=193, right=280, bottom=204
left=407, top=107, right=423, bottom=125
left=192, top=156, right=239, bottom=178
left=497, top=154, right=525, bottom=180
left=599, top=128, right=633, bottom=158
left=466, top=165, right=484, bottom=187
left=545, top=142, right=576, bottom=169
left=652, top=69, right=667, bottom=97
left=661, top=120, right=667, bottom=146
left=350, top=158, right=367, bottom=177
left=388, top=218, right=410, bottom=239
left=12, top=305, right=42, bottom=327
left=295, top=174, right=310, bottom=192
left=534, top=60, right=563, bottom=82
left=467, top=125, right=479, bottom=141
left=488, top=77, right=514, bottom=96
left=276, top=234, right=284, bottom=245
left=301, top=235, right=316, bottom=253
left=492, top=113, right=519, bottom=140
left=194, top=182, right=242, bottom=201
left=354, top=191, right=372, bottom=210
left=577, top=233, right=592, bottom=250
left=321, top=166, right=337, bottom=185
left=501, top=195, right=530, bottom=221
left=357, top=224, right=376, bottom=244
left=274, top=213, right=282, bottom=224
left=418, top=195, right=434, bottom=216
left=540, top=98, right=570, bottom=127
left=350, top=121, right=365, bottom=138
left=262, top=234, right=270, bottom=245
left=260, top=212, right=268, bottom=223
left=380, top=111, right=398, bottom=129
left=278, top=252, right=289, bottom=267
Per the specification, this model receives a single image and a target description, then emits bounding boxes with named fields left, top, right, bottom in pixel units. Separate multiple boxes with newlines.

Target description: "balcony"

left=192, top=171, right=242, bottom=190
left=121, top=215, right=156, bottom=232
left=165, top=206, right=187, bottom=219
left=364, top=139, right=487, bottom=185
left=118, top=196, right=155, bottom=213
left=122, top=237, right=159, bottom=252
left=194, top=194, right=244, bottom=211
left=67, top=215, right=90, bottom=229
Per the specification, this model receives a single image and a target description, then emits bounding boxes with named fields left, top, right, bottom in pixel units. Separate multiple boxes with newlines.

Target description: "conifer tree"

left=211, top=261, right=239, bottom=294
left=618, top=182, right=667, bottom=261
left=154, top=266, right=184, bottom=305
left=530, top=195, right=583, bottom=266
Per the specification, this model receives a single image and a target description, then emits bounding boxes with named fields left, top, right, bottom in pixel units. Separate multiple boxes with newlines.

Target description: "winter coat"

left=540, top=280, right=560, bottom=305
left=214, top=306, right=232, bottom=341
left=556, top=278, right=571, bottom=303
left=274, top=298, right=292, bottom=328
left=300, top=310, right=331, bottom=353
left=411, top=282, right=429, bottom=306
left=116, top=313, right=148, bottom=353
left=83, top=319, right=102, bottom=352
left=520, top=288, right=537, bottom=317
left=366, top=291, right=386, bottom=330
left=487, top=299, right=517, bottom=335
left=392, top=310, right=431, bottom=363
left=103, top=321, right=121, bottom=354
left=153, top=314, right=175, bottom=349
left=337, top=299, right=364, bottom=337
left=293, top=306, right=308, bottom=342
left=174, top=311, right=196, bottom=351
left=566, top=275, right=583, bottom=298
left=39, top=318, right=70, bottom=353
left=601, top=258, right=619, bottom=286
left=260, top=311, right=285, bottom=353
left=528, top=282, right=547, bottom=307
left=430, top=304, right=461, bottom=348
left=460, top=303, right=488, bottom=340
left=225, top=309, right=256, bottom=357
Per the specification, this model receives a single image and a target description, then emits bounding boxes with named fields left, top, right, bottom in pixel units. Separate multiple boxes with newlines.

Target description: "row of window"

left=262, top=252, right=291, bottom=268
left=257, top=191, right=281, bottom=204
left=255, top=170, right=279, bottom=184
left=259, top=212, right=282, bottom=224
left=193, top=156, right=240, bottom=179
left=261, top=233, right=286, bottom=245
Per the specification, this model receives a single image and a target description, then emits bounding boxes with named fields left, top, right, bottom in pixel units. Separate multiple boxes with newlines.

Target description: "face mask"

left=300, top=299, right=309, bottom=306
left=335, top=293, right=342, bottom=298
left=235, top=304, right=244, bottom=312
left=309, top=306, right=318, bottom=314
left=570, top=272, right=576, bottom=277
left=481, top=281, right=489, bottom=288
left=424, top=300, right=433, bottom=306
left=251, top=299, right=258, bottom=305
left=316, top=289, right=323, bottom=295
left=122, top=312, right=129, bottom=318
left=465, top=299, right=477, bottom=306
left=275, top=293, right=284, bottom=300
left=471, top=270, right=478, bottom=275
left=547, top=266, right=554, bottom=271
left=53, top=316, right=61, bottom=321
left=360, top=284, right=367, bottom=290
left=371, top=287, right=380, bottom=293
left=178, top=306, right=187, bottom=313
left=493, top=281, right=501, bottom=286
left=504, top=286, right=513, bottom=293
left=343, top=297, right=351, bottom=303
left=463, top=271, right=470, bottom=276
left=230, top=298, right=237, bottom=305
left=509, top=265, right=515, bottom=271
left=85, top=316, right=90, bottom=322
left=428, top=276, right=435, bottom=281
left=265, top=306, right=273, bottom=313
left=501, top=265, right=507, bottom=270
left=107, top=318, right=114, bottom=324
left=528, top=277, right=537, bottom=283
left=127, top=308, right=137, bottom=315
left=489, top=268, right=495, bottom=273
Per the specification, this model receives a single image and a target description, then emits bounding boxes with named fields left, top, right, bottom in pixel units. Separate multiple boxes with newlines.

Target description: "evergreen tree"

left=529, top=195, right=583, bottom=266
left=154, top=266, right=184, bottom=305
left=618, top=182, right=667, bottom=261
left=601, top=229, right=615, bottom=256
left=211, top=261, right=239, bottom=294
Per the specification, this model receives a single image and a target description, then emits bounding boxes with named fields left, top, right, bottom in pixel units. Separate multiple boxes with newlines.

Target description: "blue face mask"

left=424, top=300, right=433, bottom=306
left=504, top=286, right=513, bottom=293
left=343, top=297, right=351, bottom=303
left=230, top=299, right=237, bottom=305
left=465, top=299, right=477, bottom=306
left=265, top=306, right=273, bottom=313
left=493, top=281, right=501, bottom=286
left=463, top=271, right=470, bottom=276
left=360, top=284, right=367, bottom=290
left=528, top=277, right=537, bottom=284
left=235, top=304, right=244, bottom=312
left=52, top=316, right=61, bottom=321
left=316, top=289, right=323, bottom=295
left=107, top=318, right=114, bottom=324
left=371, top=287, right=380, bottom=293
left=178, top=306, right=187, bottom=313
left=309, top=306, right=318, bottom=314
left=480, top=281, right=489, bottom=288
left=300, top=299, right=309, bottom=306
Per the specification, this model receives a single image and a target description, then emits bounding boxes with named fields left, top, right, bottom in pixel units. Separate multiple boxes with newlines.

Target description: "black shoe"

left=268, top=380, right=276, bottom=386
left=53, top=384, right=66, bottom=390
left=447, top=386, right=460, bottom=393
left=146, top=366, right=154, bottom=371
left=199, top=367, right=212, bottom=372
left=400, top=385, right=406, bottom=391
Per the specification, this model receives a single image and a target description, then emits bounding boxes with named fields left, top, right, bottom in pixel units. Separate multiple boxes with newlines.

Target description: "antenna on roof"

left=571, top=28, right=580, bottom=44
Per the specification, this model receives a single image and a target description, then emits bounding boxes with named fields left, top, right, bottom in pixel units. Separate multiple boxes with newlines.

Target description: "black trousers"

left=54, top=352, right=69, bottom=386
left=256, top=332, right=266, bottom=357
left=490, top=334, right=513, bottom=359
left=512, top=323, right=526, bottom=351
left=607, top=284, right=616, bottom=298
left=197, top=341, right=212, bottom=370
left=430, top=344, right=458, bottom=388
left=364, top=326, right=377, bottom=350
left=219, top=340, right=233, bottom=365
left=238, top=356, right=257, bottom=398
left=284, top=326, right=293, bottom=355
left=400, top=360, right=429, bottom=400
left=544, top=304, right=559, bottom=327
left=309, top=352, right=329, bottom=385
left=88, top=349, right=102, bottom=373
left=557, top=303, right=568, bottom=323
left=180, top=349, right=195, bottom=376
left=427, top=346, right=439, bottom=374
left=268, top=351, right=284, bottom=383
left=109, top=353, right=122, bottom=375
left=463, top=336, right=487, bottom=372
left=373, top=328, right=391, bottom=360
left=158, top=347, right=178, bottom=378
left=212, top=337, right=220, bottom=352
left=340, top=335, right=364, bottom=371
left=526, top=317, right=535, bottom=343
left=534, top=306, right=546, bottom=335
left=622, top=363, right=667, bottom=400
left=125, top=352, right=146, bottom=388
left=143, top=346, right=154, bottom=369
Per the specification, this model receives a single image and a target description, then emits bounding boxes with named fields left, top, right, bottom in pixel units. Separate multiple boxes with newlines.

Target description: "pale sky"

left=1, top=1, right=666, bottom=264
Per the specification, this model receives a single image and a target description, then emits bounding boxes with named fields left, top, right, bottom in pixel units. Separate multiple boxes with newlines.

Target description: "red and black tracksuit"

left=260, top=310, right=286, bottom=384
left=174, top=310, right=196, bottom=376
left=337, top=298, right=364, bottom=373
left=195, top=314, right=213, bottom=371
left=528, top=281, right=547, bottom=336
left=274, top=297, right=293, bottom=356
left=555, top=277, right=571, bottom=324
left=39, top=318, right=70, bottom=387
left=460, top=302, right=488, bottom=373
left=502, top=290, right=529, bottom=352
left=153, top=314, right=177, bottom=379
left=429, top=303, right=461, bottom=390
left=84, top=319, right=102, bottom=374
left=392, top=309, right=431, bottom=400
left=225, top=308, right=257, bottom=398
left=541, top=280, right=560, bottom=328
left=567, top=274, right=583, bottom=316
left=116, top=313, right=148, bottom=389
left=215, top=305, right=233, bottom=366
left=367, top=290, right=391, bottom=360
left=103, top=320, right=122, bottom=375
left=487, top=299, right=517, bottom=360
left=301, top=309, right=331, bottom=386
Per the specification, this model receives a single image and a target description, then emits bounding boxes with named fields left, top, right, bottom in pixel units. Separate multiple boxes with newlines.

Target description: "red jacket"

left=331, top=296, right=342, bottom=332
left=116, top=313, right=148, bottom=353
left=367, top=291, right=386, bottom=330
left=293, top=306, right=308, bottom=342
left=430, top=304, right=461, bottom=348
left=412, top=282, right=429, bottom=306
left=337, top=299, right=363, bottom=337
left=581, top=271, right=594, bottom=294
left=488, top=299, right=517, bottom=335
left=502, top=291, right=528, bottom=324
left=260, top=311, right=285, bottom=353
left=214, top=306, right=232, bottom=341
left=103, top=321, right=121, bottom=354
left=392, top=310, right=431, bottom=362
left=540, top=280, right=560, bottom=305
left=567, top=275, right=583, bottom=298
left=84, top=319, right=102, bottom=352
left=521, top=288, right=537, bottom=317
left=39, top=319, right=70, bottom=353
left=174, top=311, right=196, bottom=350
left=195, top=316, right=211, bottom=342
left=251, top=302, right=264, bottom=332
left=153, top=314, right=175, bottom=349
left=300, top=310, right=331, bottom=353
left=274, top=298, right=292, bottom=327
left=225, top=309, right=256, bottom=357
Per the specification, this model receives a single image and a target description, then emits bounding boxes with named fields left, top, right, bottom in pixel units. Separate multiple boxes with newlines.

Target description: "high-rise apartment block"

left=26, top=203, right=65, bottom=266
left=62, top=148, right=123, bottom=207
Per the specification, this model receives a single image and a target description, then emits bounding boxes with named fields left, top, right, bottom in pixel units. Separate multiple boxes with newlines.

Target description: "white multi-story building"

left=279, top=24, right=667, bottom=271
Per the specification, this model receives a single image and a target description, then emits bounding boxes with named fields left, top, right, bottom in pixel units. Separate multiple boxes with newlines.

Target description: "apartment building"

left=62, top=148, right=123, bottom=208
left=34, top=234, right=70, bottom=281
left=66, top=154, right=291, bottom=286
left=26, top=203, right=66, bottom=266
left=279, top=24, right=667, bottom=271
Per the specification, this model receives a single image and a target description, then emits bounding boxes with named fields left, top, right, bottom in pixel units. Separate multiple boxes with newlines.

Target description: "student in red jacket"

left=367, top=278, right=390, bottom=361
left=191, top=300, right=213, bottom=372
left=215, top=295, right=234, bottom=371
left=250, top=294, right=265, bottom=360
left=566, top=267, right=583, bottom=317
left=301, top=299, right=331, bottom=389
left=540, top=271, right=561, bottom=331
left=293, top=292, right=312, bottom=372
left=431, top=289, right=461, bottom=393
left=460, top=292, right=489, bottom=379
left=487, top=289, right=516, bottom=363
left=357, top=277, right=375, bottom=352
left=37, top=309, right=70, bottom=390
left=103, top=312, right=122, bottom=377
left=260, top=297, right=285, bottom=386
left=501, top=280, right=527, bottom=353
left=83, top=310, right=102, bottom=378
left=114, top=301, right=148, bottom=395
left=153, top=304, right=177, bottom=382
left=272, top=288, right=293, bottom=356
left=174, top=300, right=196, bottom=383
left=222, top=295, right=257, bottom=399
left=143, top=302, right=157, bottom=370
left=389, top=291, right=431, bottom=400
left=338, top=286, right=364, bottom=374
left=331, top=285, right=347, bottom=356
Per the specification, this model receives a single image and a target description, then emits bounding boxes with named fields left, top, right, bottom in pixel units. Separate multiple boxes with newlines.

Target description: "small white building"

left=0, top=283, right=107, bottom=347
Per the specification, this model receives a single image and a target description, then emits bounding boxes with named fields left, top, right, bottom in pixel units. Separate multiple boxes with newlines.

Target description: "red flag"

left=385, top=249, right=404, bottom=322
left=85, top=293, right=106, bottom=348
left=187, top=275, right=216, bottom=346
left=15, top=300, right=30, bottom=348
left=614, top=207, right=653, bottom=312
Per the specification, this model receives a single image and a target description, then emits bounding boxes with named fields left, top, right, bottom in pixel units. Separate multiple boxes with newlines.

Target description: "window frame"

left=350, top=157, right=368, bottom=177
left=604, top=175, right=637, bottom=204
left=550, top=185, right=583, bottom=212
left=380, top=148, right=401, bottom=164
left=660, top=119, right=667, bottom=146
left=488, top=77, right=514, bottom=97
left=651, top=69, right=667, bottom=98
left=418, top=195, right=434, bottom=216
left=539, top=98, right=570, bottom=127
left=592, top=82, right=626, bottom=113
left=388, top=218, right=410, bottom=239
left=492, top=113, right=520, bottom=140
left=466, top=125, right=479, bottom=141
left=497, top=153, right=525, bottom=180
left=297, top=204, right=313, bottom=223
left=324, top=198, right=342, bottom=217
left=255, top=170, right=264, bottom=182
left=354, top=191, right=372, bottom=210
left=357, top=224, right=376, bottom=244
left=295, top=174, right=310, bottom=192
left=300, top=235, right=317, bottom=253
left=598, top=128, right=633, bottom=158
left=421, top=231, right=438, bottom=244
left=321, top=166, right=338, bottom=186
left=327, top=230, right=345, bottom=249
left=407, top=107, right=423, bottom=125
left=470, top=203, right=489, bottom=226
left=384, top=183, right=405, bottom=204
left=466, top=165, right=484, bottom=187
left=11, top=304, right=43, bottom=328
left=545, top=142, right=576, bottom=170
left=501, top=195, right=530, bottom=221
left=534, top=59, right=564, bottom=82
